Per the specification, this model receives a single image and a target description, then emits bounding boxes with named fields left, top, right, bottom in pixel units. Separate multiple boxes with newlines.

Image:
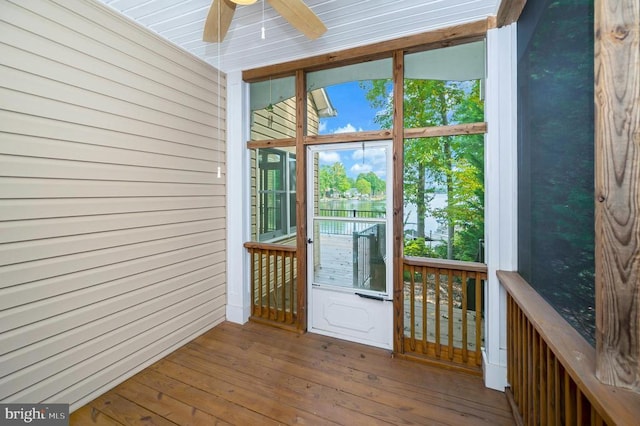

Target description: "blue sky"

left=318, top=82, right=388, bottom=180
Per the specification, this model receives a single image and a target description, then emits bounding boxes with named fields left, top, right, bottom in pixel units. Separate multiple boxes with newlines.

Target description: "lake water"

left=318, top=193, right=447, bottom=241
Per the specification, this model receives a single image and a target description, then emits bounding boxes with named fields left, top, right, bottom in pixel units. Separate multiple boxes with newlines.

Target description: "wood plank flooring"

left=71, top=321, right=514, bottom=425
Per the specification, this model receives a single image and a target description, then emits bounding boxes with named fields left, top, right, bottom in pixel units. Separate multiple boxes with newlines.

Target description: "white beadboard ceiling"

left=98, top=0, right=501, bottom=73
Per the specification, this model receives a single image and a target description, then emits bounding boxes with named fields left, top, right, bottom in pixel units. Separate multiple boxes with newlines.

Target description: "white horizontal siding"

left=0, top=0, right=226, bottom=411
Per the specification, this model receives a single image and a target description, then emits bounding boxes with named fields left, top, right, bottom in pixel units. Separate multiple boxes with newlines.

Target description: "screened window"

left=306, top=58, right=393, bottom=134
left=517, top=0, right=595, bottom=344
left=250, top=76, right=296, bottom=140
left=401, top=43, right=486, bottom=262
left=402, top=134, right=484, bottom=262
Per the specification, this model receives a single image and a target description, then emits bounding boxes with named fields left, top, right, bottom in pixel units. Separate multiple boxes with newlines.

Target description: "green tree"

left=319, top=162, right=351, bottom=197
left=355, top=176, right=372, bottom=196
left=362, top=79, right=484, bottom=261
left=359, top=171, right=385, bottom=197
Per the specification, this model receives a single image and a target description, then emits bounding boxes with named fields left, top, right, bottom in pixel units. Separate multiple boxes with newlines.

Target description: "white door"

left=307, top=142, right=393, bottom=349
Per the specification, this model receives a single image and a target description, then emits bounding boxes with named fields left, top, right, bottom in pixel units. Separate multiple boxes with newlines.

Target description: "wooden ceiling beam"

left=496, top=0, right=527, bottom=27
left=242, top=19, right=489, bottom=82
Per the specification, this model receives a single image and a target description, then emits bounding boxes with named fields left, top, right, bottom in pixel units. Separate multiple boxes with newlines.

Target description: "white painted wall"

left=0, top=0, right=226, bottom=411
left=483, top=22, right=518, bottom=391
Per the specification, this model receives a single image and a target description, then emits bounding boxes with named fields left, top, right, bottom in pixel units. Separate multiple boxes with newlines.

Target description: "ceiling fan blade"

left=267, top=0, right=327, bottom=40
left=203, top=0, right=236, bottom=42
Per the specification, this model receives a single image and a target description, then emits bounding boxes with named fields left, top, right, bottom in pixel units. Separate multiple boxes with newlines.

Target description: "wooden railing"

left=244, top=242, right=297, bottom=327
left=499, top=271, right=640, bottom=426
left=402, top=257, right=486, bottom=371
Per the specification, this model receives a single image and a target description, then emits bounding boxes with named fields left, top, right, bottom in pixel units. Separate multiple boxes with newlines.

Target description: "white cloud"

left=318, top=121, right=327, bottom=133
left=334, top=123, right=363, bottom=134
left=350, top=163, right=373, bottom=174
left=319, top=151, right=341, bottom=164
left=351, top=147, right=387, bottom=165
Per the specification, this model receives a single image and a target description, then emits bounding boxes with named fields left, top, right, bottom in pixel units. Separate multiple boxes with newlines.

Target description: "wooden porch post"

left=392, top=50, right=405, bottom=353
left=595, top=0, right=640, bottom=391
left=296, top=69, right=308, bottom=332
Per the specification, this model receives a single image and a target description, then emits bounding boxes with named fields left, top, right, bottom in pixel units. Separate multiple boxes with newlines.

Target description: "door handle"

left=355, top=292, right=392, bottom=302
left=307, top=238, right=313, bottom=244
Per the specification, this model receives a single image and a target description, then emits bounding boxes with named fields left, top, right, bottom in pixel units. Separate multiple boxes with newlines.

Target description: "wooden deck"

left=71, top=321, right=513, bottom=425
left=314, top=234, right=353, bottom=287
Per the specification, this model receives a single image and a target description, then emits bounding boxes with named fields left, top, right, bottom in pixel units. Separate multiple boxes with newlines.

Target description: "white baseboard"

left=482, top=348, right=508, bottom=391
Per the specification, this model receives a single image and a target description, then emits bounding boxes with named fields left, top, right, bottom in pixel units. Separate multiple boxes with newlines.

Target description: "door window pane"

left=310, top=145, right=390, bottom=294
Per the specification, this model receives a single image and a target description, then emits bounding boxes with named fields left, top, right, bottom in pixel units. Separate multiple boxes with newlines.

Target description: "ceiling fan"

left=203, top=0, right=327, bottom=43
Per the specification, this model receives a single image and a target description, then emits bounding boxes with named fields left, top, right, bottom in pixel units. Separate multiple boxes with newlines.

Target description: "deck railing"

left=499, top=271, right=640, bottom=426
left=353, top=223, right=385, bottom=289
left=402, top=257, right=486, bottom=371
left=244, top=242, right=297, bottom=327
left=319, top=208, right=385, bottom=218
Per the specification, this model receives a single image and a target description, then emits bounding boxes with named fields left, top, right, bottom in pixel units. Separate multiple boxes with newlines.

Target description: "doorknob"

left=307, top=238, right=313, bottom=244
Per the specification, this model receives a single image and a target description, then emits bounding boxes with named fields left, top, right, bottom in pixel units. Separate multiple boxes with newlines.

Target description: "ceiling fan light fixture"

left=231, top=0, right=258, bottom=5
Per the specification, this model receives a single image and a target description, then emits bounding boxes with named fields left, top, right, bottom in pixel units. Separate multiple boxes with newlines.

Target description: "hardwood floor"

left=71, top=321, right=514, bottom=425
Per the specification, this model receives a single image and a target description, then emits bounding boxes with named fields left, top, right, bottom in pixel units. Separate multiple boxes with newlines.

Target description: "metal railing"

left=319, top=208, right=386, bottom=219
left=353, top=223, right=385, bottom=289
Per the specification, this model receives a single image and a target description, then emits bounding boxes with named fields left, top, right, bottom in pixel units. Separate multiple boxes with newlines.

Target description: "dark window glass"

left=252, top=148, right=297, bottom=243
left=517, top=0, right=595, bottom=344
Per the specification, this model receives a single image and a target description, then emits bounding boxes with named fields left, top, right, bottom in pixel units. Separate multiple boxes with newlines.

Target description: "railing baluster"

left=533, top=327, right=539, bottom=426
left=280, top=250, right=286, bottom=321
left=515, top=296, right=520, bottom=392
left=577, top=388, right=583, bottom=426
left=507, top=294, right=515, bottom=398
left=447, top=269, right=454, bottom=361
left=564, top=370, right=573, bottom=425
left=524, top=318, right=530, bottom=424
left=421, top=266, right=428, bottom=354
left=409, top=264, right=416, bottom=351
left=249, top=249, right=256, bottom=316
left=258, top=250, right=263, bottom=317
left=290, top=252, right=296, bottom=323
left=547, top=345, right=554, bottom=426
left=519, top=307, right=525, bottom=413
left=435, top=268, right=441, bottom=358
left=462, top=270, right=468, bottom=363
left=475, top=275, right=483, bottom=366
left=266, top=250, right=272, bottom=319
left=554, top=356, right=561, bottom=425
left=540, top=335, right=547, bottom=426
